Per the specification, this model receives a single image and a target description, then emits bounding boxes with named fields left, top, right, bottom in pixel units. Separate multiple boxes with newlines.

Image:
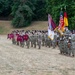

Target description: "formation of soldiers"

left=58, top=29, right=75, bottom=57
left=7, top=30, right=58, bottom=49
left=7, top=29, right=75, bottom=57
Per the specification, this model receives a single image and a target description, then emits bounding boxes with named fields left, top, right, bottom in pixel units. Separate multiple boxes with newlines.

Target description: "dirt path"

left=0, top=35, right=75, bottom=75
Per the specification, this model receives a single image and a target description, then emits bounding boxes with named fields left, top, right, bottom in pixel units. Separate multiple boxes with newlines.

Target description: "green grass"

left=0, top=26, right=4, bottom=34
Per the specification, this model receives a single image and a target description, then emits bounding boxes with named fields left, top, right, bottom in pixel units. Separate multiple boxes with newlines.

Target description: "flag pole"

left=64, top=5, right=68, bottom=30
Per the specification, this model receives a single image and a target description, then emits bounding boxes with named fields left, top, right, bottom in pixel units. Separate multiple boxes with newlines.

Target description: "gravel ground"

left=0, top=35, right=75, bottom=75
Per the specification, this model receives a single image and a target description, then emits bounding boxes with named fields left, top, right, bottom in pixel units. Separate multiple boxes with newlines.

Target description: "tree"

left=32, top=0, right=47, bottom=20
left=46, top=0, right=75, bottom=30
left=0, top=0, right=13, bottom=16
left=12, top=0, right=34, bottom=28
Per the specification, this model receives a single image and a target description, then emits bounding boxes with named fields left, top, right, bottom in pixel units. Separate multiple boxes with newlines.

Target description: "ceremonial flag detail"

left=48, top=14, right=56, bottom=40
left=64, top=11, right=68, bottom=26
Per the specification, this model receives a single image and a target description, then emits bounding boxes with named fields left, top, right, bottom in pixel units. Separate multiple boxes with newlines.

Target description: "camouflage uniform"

left=37, top=32, right=42, bottom=49
left=31, top=33, right=36, bottom=48
left=30, top=33, right=34, bottom=47
left=67, top=37, right=72, bottom=56
left=20, top=32, right=24, bottom=47
left=52, top=33, right=57, bottom=48
left=26, top=33, right=30, bottom=48
left=42, top=33, right=45, bottom=46
left=44, top=33, right=48, bottom=47
left=59, top=37, right=64, bottom=54
left=70, top=34, right=75, bottom=56
left=63, top=37, right=68, bottom=55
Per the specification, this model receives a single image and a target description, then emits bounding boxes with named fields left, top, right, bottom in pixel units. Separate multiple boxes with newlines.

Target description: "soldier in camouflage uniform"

left=13, top=31, right=17, bottom=45
left=30, top=32, right=34, bottom=47
left=31, top=32, right=36, bottom=48
left=47, top=37, right=52, bottom=48
left=25, top=32, right=30, bottom=48
left=37, top=32, right=42, bottom=49
left=42, top=31, right=45, bottom=46
left=67, top=35, right=72, bottom=56
left=44, top=32, right=48, bottom=47
left=52, top=32, right=57, bottom=48
left=19, top=31, right=24, bottom=47
left=70, top=34, right=75, bottom=57
left=59, top=36, right=65, bottom=54
left=63, top=35, right=68, bottom=55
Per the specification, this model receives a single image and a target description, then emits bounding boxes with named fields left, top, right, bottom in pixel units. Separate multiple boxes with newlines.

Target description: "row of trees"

left=0, top=0, right=75, bottom=29
left=46, top=0, right=75, bottom=30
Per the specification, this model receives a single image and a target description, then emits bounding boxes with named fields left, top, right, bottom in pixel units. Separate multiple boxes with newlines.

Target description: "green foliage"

left=0, top=0, right=75, bottom=29
left=32, top=0, right=47, bottom=20
left=12, top=0, right=47, bottom=28
left=46, top=0, right=75, bottom=30
left=12, top=1, right=34, bottom=28
left=0, top=0, right=13, bottom=16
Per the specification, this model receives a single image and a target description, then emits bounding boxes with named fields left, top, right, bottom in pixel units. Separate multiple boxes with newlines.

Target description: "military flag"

left=48, top=14, right=56, bottom=40
left=58, top=11, right=65, bottom=31
left=64, top=11, right=68, bottom=27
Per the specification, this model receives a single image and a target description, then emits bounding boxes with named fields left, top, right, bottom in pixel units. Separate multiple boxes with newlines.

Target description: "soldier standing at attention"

left=37, top=31, right=42, bottom=49
left=70, top=34, right=75, bottom=57
left=24, top=32, right=29, bottom=48
left=52, top=31, right=57, bottom=48
left=42, top=31, right=45, bottom=46
left=26, top=32, right=30, bottom=48
left=31, top=32, right=34, bottom=47
left=45, top=32, right=48, bottom=47
left=67, top=35, right=72, bottom=56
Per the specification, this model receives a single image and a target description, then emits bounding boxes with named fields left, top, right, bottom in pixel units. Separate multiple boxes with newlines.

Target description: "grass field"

left=0, top=21, right=48, bottom=35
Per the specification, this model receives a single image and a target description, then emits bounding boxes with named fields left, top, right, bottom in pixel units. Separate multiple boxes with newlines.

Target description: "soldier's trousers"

left=12, top=38, right=16, bottom=44
left=26, top=40, right=30, bottom=48
left=67, top=47, right=71, bottom=56
left=31, top=40, right=33, bottom=47
left=20, top=41, right=24, bottom=47
left=42, top=39, right=45, bottom=46
left=33, top=42, right=36, bottom=48
left=38, top=41, right=41, bottom=49
left=52, top=42, right=56, bottom=48
left=71, top=49, right=75, bottom=56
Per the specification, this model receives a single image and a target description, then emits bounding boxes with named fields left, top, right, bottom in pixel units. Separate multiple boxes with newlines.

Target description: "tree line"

left=0, top=0, right=75, bottom=30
